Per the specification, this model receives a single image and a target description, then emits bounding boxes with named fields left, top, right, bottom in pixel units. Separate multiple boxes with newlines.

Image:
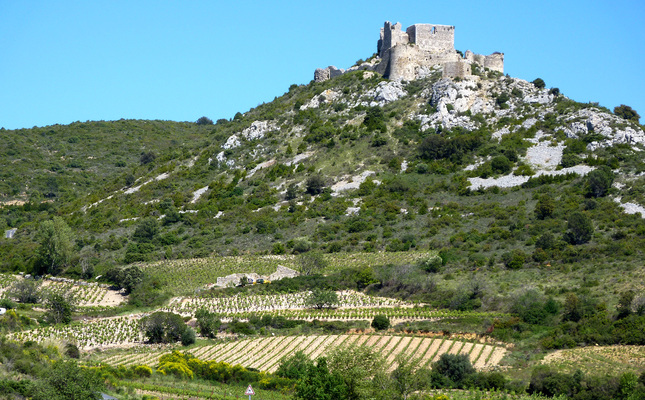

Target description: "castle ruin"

left=315, top=21, right=504, bottom=82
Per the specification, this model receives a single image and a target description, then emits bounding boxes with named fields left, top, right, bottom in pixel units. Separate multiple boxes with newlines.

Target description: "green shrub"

left=532, top=78, right=546, bottom=89
left=501, top=249, right=526, bottom=269
left=565, top=212, right=594, bottom=245
left=371, top=314, right=390, bottom=331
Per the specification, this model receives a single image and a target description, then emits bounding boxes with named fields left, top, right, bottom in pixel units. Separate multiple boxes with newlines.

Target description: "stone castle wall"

left=406, top=24, right=454, bottom=53
left=316, top=21, right=504, bottom=83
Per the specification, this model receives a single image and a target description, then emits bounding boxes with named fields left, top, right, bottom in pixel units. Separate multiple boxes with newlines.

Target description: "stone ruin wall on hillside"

left=315, top=21, right=504, bottom=83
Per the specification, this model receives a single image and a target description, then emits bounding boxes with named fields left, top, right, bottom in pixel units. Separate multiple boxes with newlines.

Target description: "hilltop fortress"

left=315, top=21, right=504, bottom=82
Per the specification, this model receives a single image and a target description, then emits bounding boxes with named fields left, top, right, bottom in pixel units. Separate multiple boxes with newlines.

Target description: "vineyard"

left=162, top=290, right=407, bottom=315
left=136, top=252, right=435, bottom=295
left=0, top=273, right=125, bottom=308
left=10, top=315, right=144, bottom=349
left=94, top=334, right=508, bottom=373
left=541, top=345, right=645, bottom=376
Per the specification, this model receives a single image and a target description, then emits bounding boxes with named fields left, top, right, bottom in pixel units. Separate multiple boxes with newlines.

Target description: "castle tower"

left=406, top=24, right=455, bottom=53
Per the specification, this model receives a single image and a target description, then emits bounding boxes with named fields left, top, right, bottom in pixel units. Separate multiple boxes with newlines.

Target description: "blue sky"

left=1, top=0, right=644, bottom=130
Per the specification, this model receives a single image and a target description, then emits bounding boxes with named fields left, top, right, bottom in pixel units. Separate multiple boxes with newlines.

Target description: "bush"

left=362, top=106, right=387, bottom=132
left=534, top=194, right=555, bottom=220
left=371, top=314, right=390, bottom=331
left=181, top=327, right=196, bottom=346
left=565, top=212, right=594, bottom=245
left=196, top=116, right=214, bottom=125
left=433, top=353, right=476, bottom=386
left=491, top=155, right=512, bottom=174
left=614, top=104, right=640, bottom=123
left=305, top=175, right=325, bottom=195
left=140, top=312, right=190, bottom=344
left=585, top=165, right=614, bottom=197
left=140, top=151, right=156, bottom=165
left=501, top=249, right=526, bottom=269
left=417, top=255, right=443, bottom=273
left=532, top=78, right=546, bottom=89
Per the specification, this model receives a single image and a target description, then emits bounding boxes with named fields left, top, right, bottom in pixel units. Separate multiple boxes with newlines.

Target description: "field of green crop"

left=540, top=345, right=645, bottom=376
left=94, top=333, right=508, bottom=373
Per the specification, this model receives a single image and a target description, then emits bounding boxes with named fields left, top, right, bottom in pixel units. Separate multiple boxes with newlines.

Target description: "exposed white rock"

left=468, top=165, right=594, bottom=190
left=286, top=151, right=313, bottom=166
left=301, top=89, right=341, bottom=110
left=492, top=127, right=510, bottom=140
left=191, top=186, right=209, bottom=204
left=222, top=134, right=241, bottom=150
left=241, top=120, right=276, bottom=141
left=331, top=170, right=376, bottom=195
left=247, top=159, right=276, bottom=178
left=525, top=142, right=565, bottom=169
left=614, top=197, right=645, bottom=218
left=369, top=81, right=407, bottom=104
left=523, top=90, right=553, bottom=104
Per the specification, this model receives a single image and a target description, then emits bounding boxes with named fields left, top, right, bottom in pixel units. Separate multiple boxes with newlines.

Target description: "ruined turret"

left=315, top=21, right=504, bottom=82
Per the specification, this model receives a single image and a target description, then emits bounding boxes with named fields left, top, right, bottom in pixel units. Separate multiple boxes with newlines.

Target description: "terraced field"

left=0, top=273, right=125, bottom=308
left=541, top=345, right=645, bottom=375
left=95, top=334, right=508, bottom=372
left=136, top=252, right=435, bottom=295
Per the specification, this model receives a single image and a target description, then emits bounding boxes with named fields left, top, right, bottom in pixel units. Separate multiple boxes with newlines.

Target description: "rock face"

left=315, top=21, right=504, bottom=83
left=562, top=109, right=645, bottom=150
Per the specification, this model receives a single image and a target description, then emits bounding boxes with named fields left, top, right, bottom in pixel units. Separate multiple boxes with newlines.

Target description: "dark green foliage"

left=585, top=165, right=614, bottom=197
left=133, top=217, right=159, bottom=242
left=293, top=357, right=348, bottom=400
left=108, top=265, right=143, bottom=294
left=277, top=350, right=313, bottom=380
left=30, top=360, right=104, bottom=400
left=140, top=151, right=156, bottom=165
left=418, top=131, right=482, bottom=163
left=306, top=175, right=326, bottom=195
left=417, top=255, right=443, bottom=273
left=371, top=314, right=390, bottom=330
left=534, top=194, right=555, bottom=219
left=35, top=217, right=75, bottom=276
left=614, top=104, right=641, bottom=123
left=195, top=307, right=221, bottom=338
left=285, top=183, right=299, bottom=200
left=297, top=251, right=328, bottom=275
left=432, top=353, right=476, bottom=386
left=45, top=293, right=74, bottom=324
left=560, top=153, right=581, bottom=168
left=362, top=106, right=387, bottom=132
left=532, top=78, right=546, bottom=89
left=526, top=367, right=645, bottom=400
left=535, top=232, right=556, bottom=250
left=180, top=327, right=196, bottom=346
left=196, top=116, right=214, bottom=125
left=565, top=211, right=594, bottom=244
left=616, top=290, right=635, bottom=319
left=512, top=290, right=558, bottom=325
left=491, top=155, right=512, bottom=174
left=501, top=249, right=526, bottom=269
left=140, top=311, right=190, bottom=344
left=9, top=279, right=41, bottom=303
left=306, top=288, right=339, bottom=309
left=64, top=343, right=80, bottom=359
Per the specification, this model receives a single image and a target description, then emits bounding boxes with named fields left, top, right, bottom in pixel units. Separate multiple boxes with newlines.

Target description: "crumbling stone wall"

left=316, top=21, right=504, bottom=82
left=406, top=24, right=455, bottom=53
left=443, top=61, right=471, bottom=79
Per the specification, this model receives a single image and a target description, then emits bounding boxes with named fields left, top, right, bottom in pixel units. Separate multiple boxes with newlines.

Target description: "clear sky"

left=1, top=0, right=644, bottom=130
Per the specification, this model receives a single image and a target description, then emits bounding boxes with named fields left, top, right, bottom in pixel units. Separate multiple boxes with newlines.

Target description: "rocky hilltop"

left=0, top=20, right=644, bottom=273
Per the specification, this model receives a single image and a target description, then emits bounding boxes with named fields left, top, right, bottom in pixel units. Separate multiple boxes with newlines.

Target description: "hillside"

left=2, top=22, right=645, bottom=400
left=1, top=64, right=644, bottom=278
